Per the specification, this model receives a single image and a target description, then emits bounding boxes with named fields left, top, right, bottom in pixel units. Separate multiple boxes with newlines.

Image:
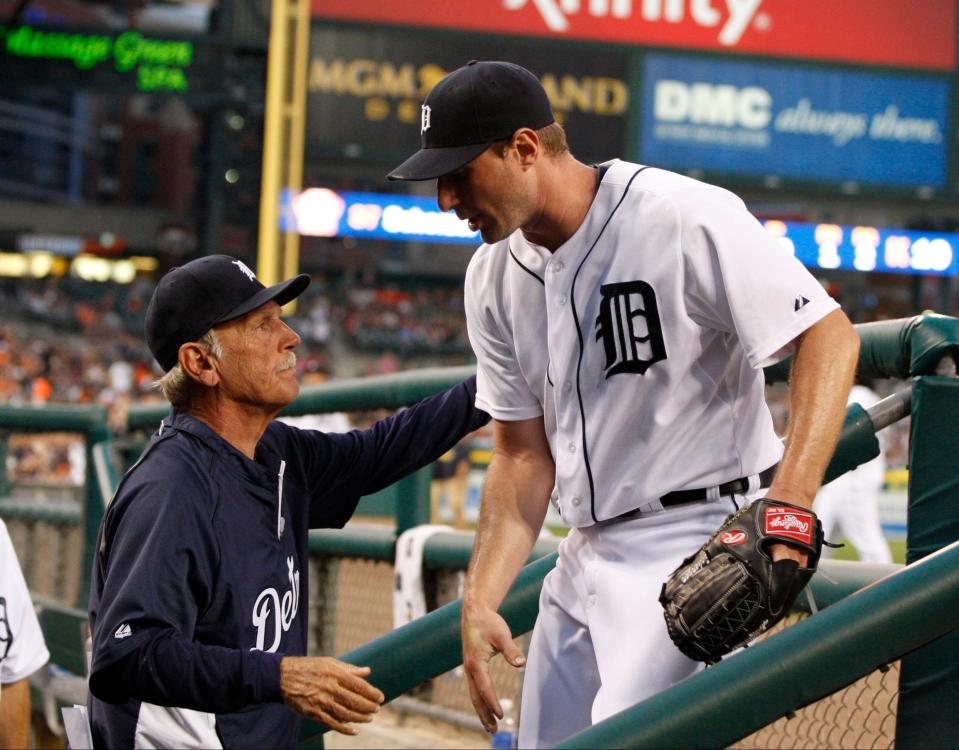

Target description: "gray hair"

left=153, top=329, right=223, bottom=409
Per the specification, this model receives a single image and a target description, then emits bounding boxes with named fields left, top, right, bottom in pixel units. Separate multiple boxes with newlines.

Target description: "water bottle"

left=491, top=698, right=518, bottom=749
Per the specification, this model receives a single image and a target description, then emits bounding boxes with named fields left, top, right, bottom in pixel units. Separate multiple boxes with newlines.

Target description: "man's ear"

left=178, top=342, right=220, bottom=387
left=512, top=128, right=540, bottom=169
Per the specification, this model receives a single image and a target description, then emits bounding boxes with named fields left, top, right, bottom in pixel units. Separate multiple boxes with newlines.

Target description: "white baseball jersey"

left=0, top=519, right=50, bottom=687
left=465, top=159, right=838, bottom=527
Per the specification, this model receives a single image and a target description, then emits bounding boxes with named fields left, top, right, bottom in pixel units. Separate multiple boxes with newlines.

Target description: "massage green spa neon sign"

left=1, top=24, right=195, bottom=93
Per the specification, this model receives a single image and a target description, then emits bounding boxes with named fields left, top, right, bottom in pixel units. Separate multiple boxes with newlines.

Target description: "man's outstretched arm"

left=461, top=416, right=554, bottom=733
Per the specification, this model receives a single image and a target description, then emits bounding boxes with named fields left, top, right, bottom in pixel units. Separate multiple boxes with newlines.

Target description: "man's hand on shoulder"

left=461, top=602, right=526, bottom=733
left=280, top=656, right=384, bottom=735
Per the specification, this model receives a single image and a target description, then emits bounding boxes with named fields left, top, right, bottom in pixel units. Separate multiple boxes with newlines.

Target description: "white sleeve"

left=0, top=521, right=50, bottom=683
left=680, top=189, right=839, bottom=369
left=464, top=252, right=543, bottom=421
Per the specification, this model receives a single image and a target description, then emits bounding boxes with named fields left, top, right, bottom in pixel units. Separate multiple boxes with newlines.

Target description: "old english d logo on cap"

left=232, top=259, right=257, bottom=282
left=387, top=60, right=555, bottom=181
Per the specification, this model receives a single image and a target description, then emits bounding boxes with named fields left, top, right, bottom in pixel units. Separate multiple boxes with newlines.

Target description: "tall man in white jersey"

left=389, top=60, right=860, bottom=748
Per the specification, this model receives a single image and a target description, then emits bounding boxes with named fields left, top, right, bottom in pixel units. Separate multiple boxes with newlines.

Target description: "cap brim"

left=215, top=273, right=311, bottom=325
left=387, top=142, right=491, bottom=181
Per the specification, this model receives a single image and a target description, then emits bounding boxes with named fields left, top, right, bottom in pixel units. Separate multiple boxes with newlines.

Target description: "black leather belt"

left=660, top=464, right=778, bottom=507
left=599, top=464, right=778, bottom=526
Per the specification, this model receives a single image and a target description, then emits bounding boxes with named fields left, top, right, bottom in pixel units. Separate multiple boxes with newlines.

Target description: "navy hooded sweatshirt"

left=87, top=377, right=488, bottom=748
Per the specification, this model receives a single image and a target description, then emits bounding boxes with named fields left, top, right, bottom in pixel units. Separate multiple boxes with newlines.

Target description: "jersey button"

left=557, top=294, right=567, bottom=305
left=568, top=442, right=576, bottom=454
left=552, top=261, right=565, bottom=273
left=564, top=382, right=573, bottom=393
left=571, top=496, right=582, bottom=507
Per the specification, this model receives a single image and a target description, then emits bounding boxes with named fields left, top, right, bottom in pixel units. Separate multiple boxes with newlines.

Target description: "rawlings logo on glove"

left=765, top=506, right=814, bottom=544
left=658, top=498, right=824, bottom=664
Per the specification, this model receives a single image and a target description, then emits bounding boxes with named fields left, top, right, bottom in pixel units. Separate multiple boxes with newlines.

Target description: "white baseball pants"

left=517, top=496, right=745, bottom=748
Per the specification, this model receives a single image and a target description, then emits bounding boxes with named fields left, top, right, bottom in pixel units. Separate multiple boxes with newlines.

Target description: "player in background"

left=814, top=379, right=893, bottom=563
left=87, top=255, right=489, bottom=749
left=389, top=60, right=859, bottom=747
left=0, top=518, right=51, bottom=749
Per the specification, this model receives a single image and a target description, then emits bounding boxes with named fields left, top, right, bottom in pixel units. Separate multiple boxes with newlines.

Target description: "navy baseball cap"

left=145, top=254, right=310, bottom=371
left=387, top=60, right=555, bottom=181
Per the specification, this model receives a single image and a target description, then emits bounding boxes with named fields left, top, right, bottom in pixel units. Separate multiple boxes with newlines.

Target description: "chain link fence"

left=733, top=614, right=899, bottom=750
left=310, top=556, right=900, bottom=748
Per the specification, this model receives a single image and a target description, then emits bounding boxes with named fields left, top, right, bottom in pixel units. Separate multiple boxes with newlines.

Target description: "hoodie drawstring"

left=277, top=460, right=286, bottom=540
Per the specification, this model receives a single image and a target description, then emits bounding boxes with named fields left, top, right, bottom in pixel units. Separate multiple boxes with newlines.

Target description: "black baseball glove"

left=659, top=498, right=824, bottom=664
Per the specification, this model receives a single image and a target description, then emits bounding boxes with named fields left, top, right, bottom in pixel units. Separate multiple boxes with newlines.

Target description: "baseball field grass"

left=832, top=538, right=906, bottom=564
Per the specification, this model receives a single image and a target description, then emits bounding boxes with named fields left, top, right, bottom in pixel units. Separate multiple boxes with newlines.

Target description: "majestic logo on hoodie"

left=251, top=557, right=300, bottom=653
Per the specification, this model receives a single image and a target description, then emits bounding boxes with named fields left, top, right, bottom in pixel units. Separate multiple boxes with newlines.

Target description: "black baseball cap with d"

left=387, top=60, right=555, bottom=182
left=145, top=254, right=310, bottom=371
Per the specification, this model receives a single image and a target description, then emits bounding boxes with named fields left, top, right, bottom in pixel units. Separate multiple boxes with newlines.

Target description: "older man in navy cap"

left=87, top=255, right=489, bottom=749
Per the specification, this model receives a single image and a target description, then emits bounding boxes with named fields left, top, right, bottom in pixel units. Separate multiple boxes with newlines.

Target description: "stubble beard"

left=481, top=174, right=533, bottom=244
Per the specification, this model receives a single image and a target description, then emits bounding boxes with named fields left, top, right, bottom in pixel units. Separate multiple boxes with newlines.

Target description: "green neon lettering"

left=137, top=65, right=188, bottom=93
left=114, top=30, right=193, bottom=72
left=2, top=24, right=193, bottom=78
left=113, top=30, right=141, bottom=72
left=5, top=25, right=112, bottom=69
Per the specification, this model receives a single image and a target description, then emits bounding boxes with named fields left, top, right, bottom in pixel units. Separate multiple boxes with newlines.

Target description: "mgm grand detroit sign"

left=306, top=54, right=629, bottom=163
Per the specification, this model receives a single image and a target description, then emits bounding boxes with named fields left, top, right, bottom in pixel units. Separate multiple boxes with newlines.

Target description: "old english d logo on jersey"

left=0, top=597, right=11, bottom=660
left=595, top=280, right=667, bottom=377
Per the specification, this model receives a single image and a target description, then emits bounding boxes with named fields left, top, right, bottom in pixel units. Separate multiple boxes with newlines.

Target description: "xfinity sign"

left=503, top=0, right=764, bottom=44
left=654, top=80, right=771, bottom=129
left=640, top=54, right=949, bottom=189
left=311, top=0, right=957, bottom=71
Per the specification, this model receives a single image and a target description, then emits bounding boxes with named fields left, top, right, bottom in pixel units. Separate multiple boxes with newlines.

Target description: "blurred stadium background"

left=1, top=0, right=957, bottom=747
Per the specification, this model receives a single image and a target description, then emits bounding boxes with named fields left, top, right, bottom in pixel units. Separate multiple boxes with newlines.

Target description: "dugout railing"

left=1, top=313, right=957, bottom=747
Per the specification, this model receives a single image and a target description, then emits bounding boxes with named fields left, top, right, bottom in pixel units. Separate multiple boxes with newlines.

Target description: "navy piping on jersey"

left=508, top=242, right=545, bottom=286
left=546, top=360, right=554, bottom=387
left=508, top=241, right=551, bottom=386
left=570, top=166, right=648, bottom=523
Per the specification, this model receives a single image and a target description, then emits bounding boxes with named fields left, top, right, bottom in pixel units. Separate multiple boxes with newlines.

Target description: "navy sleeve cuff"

left=246, top=649, right=284, bottom=704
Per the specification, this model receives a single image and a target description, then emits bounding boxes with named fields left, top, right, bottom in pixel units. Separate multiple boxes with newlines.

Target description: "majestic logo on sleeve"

left=0, top=597, right=11, bottom=660
left=595, top=280, right=667, bottom=377
left=251, top=556, right=301, bottom=653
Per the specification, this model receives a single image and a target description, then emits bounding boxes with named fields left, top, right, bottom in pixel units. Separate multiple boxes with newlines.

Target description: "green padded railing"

left=763, top=312, right=959, bottom=384
left=33, top=595, right=89, bottom=678
left=554, top=539, right=959, bottom=749
left=308, top=527, right=560, bottom=567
